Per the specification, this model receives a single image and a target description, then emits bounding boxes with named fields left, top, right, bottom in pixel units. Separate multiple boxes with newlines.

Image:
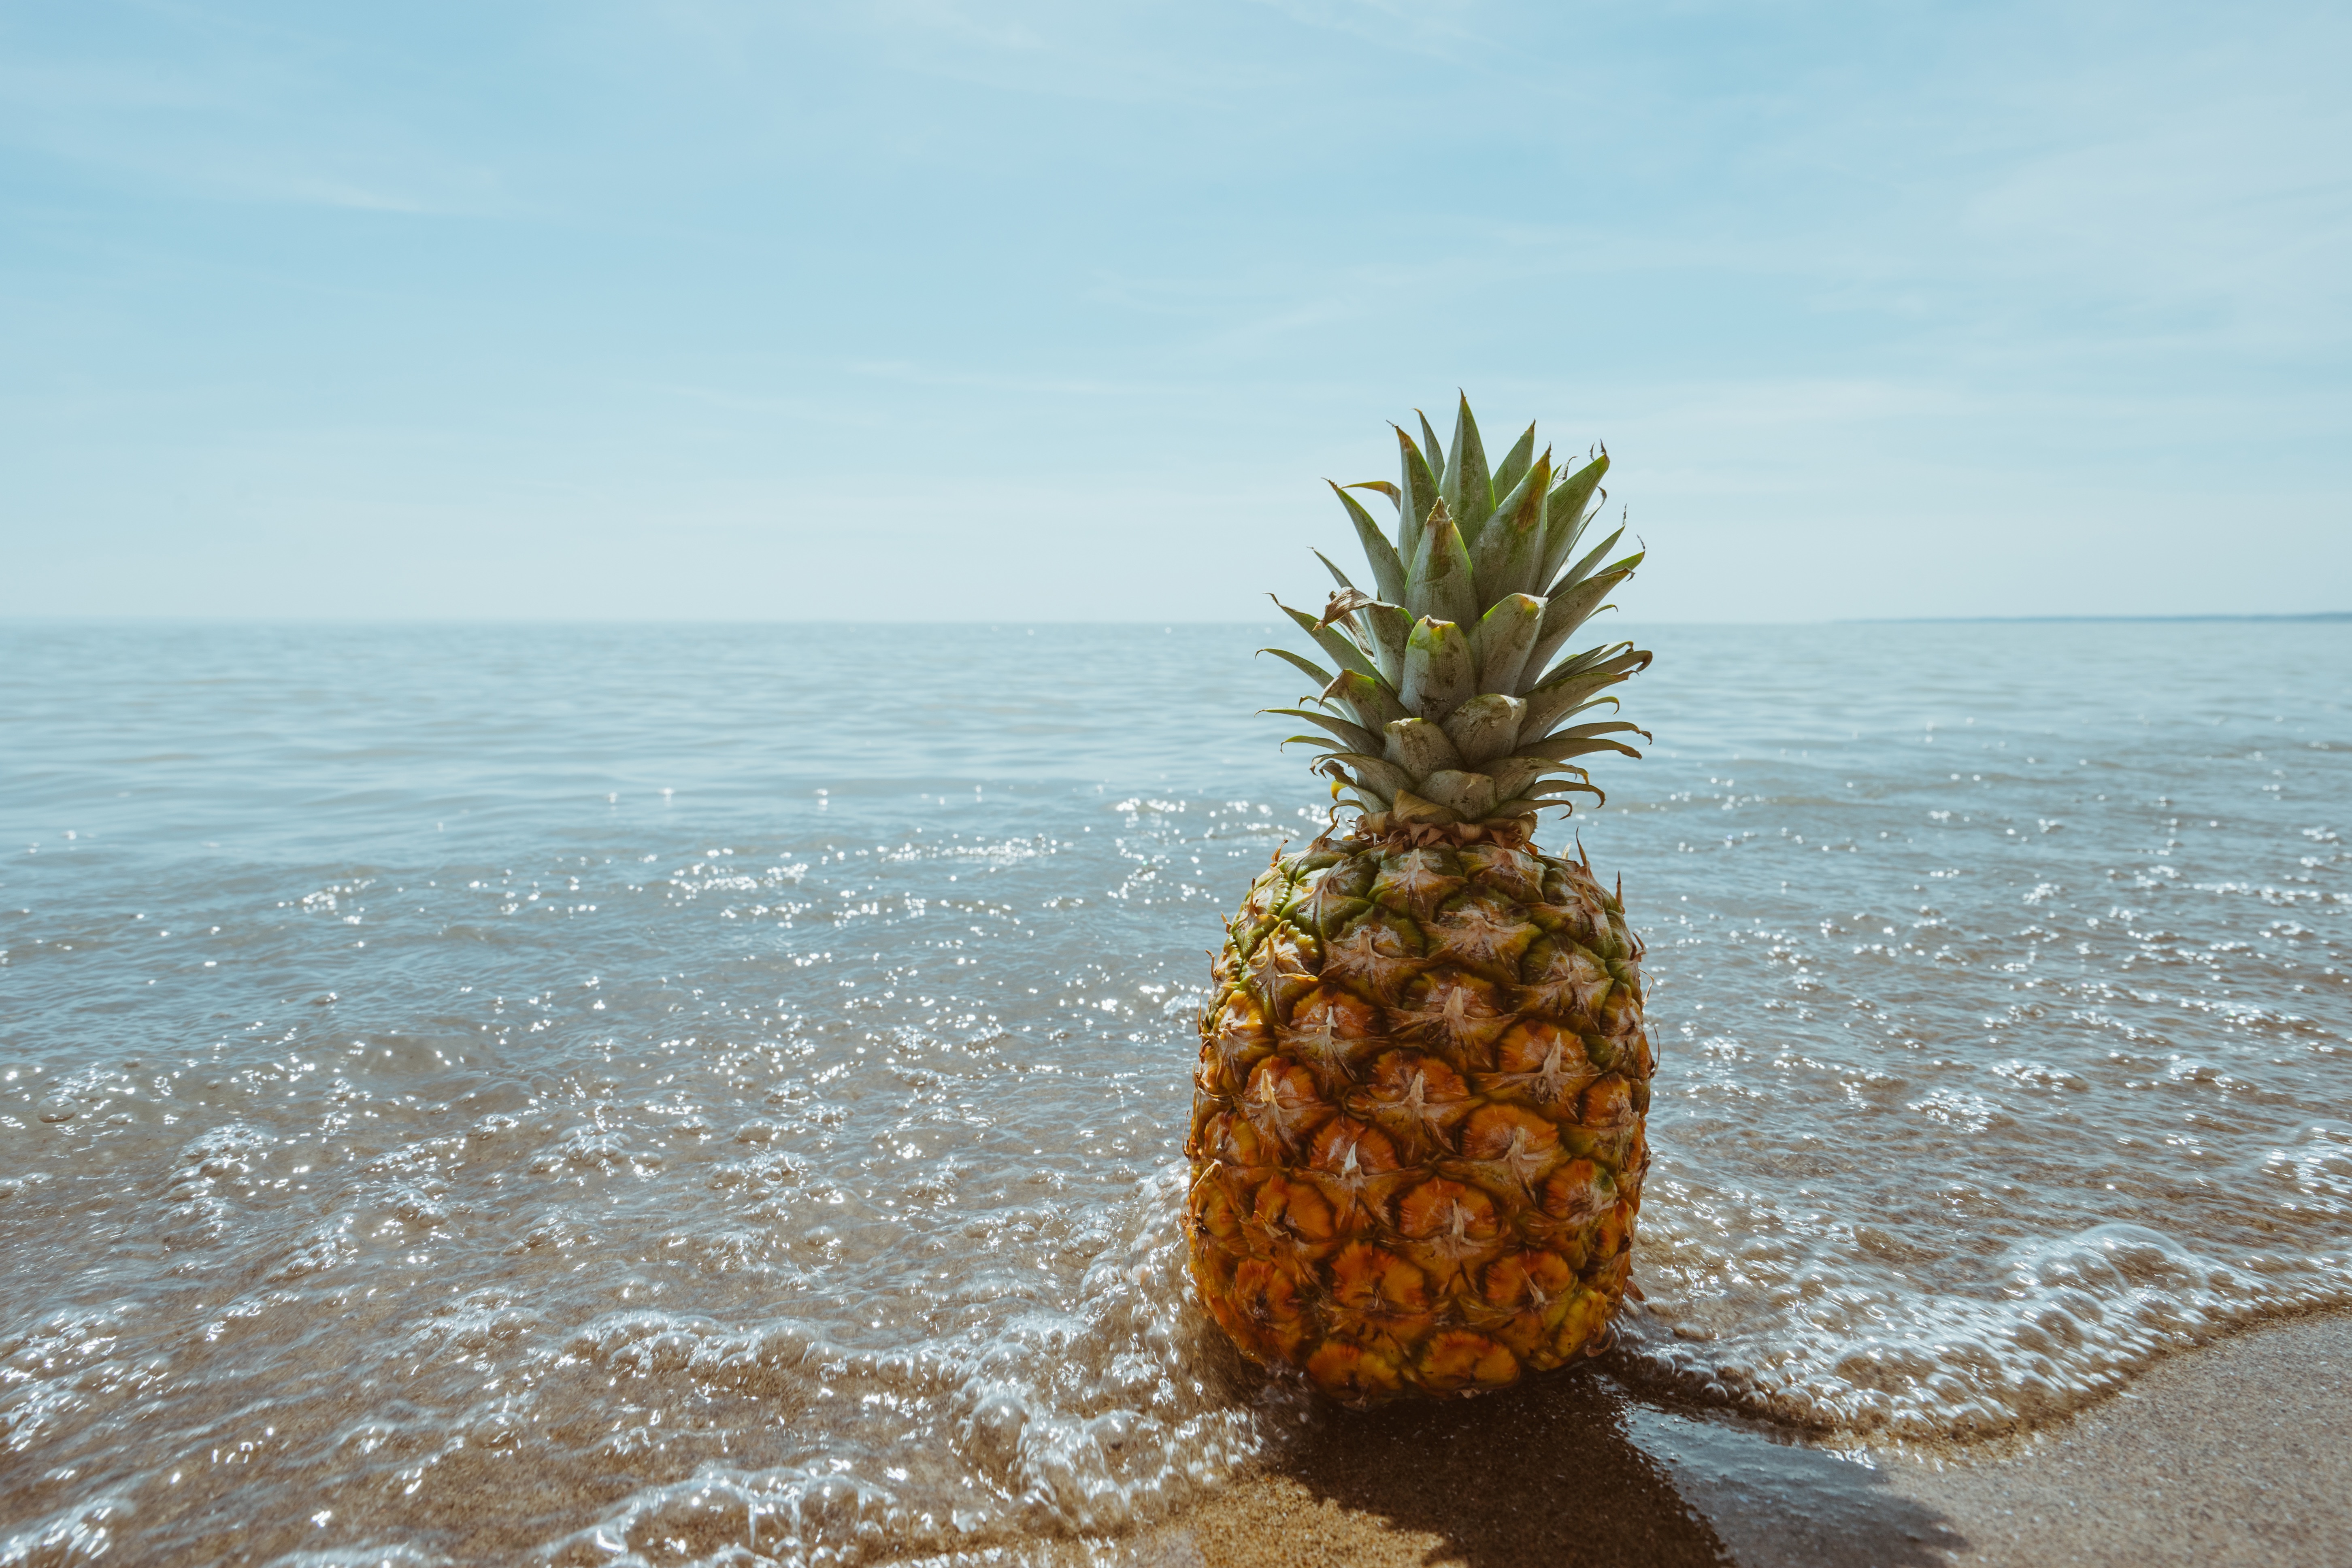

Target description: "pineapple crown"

left=1265, top=394, right=1652, bottom=828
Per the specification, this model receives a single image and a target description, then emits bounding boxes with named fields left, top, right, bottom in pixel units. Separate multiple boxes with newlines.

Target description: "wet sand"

left=1128, top=1311, right=2352, bottom=1568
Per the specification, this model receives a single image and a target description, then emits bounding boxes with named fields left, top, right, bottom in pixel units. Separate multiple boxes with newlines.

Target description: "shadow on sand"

left=1144, top=1362, right=1962, bottom=1568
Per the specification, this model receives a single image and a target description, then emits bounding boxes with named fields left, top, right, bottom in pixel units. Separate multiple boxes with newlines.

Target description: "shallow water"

left=1, top=620, right=2346, bottom=1566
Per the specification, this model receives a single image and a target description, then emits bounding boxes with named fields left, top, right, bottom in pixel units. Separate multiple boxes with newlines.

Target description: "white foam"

left=1624, top=1200, right=2352, bottom=1438
left=546, top=1167, right=1298, bottom=1567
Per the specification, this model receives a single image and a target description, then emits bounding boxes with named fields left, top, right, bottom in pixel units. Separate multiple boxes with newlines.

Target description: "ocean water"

left=2, top=619, right=2346, bottom=1566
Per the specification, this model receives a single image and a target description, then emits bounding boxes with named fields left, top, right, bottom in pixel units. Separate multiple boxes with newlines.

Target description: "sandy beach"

left=1127, top=1311, right=2352, bottom=1568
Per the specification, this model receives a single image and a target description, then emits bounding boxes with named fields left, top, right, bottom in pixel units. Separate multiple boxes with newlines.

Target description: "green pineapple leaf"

left=1439, top=692, right=1527, bottom=768
left=1395, top=424, right=1443, bottom=570
left=1388, top=787, right=1461, bottom=825
left=1526, top=717, right=1652, bottom=748
left=1416, top=409, right=1446, bottom=491
left=1538, top=454, right=1609, bottom=587
left=1324, top=751, right=1414, bottom=800
left=1516, top=725, right=1647, bottom=764
left=1259, top=646, right=1335, bottom=691
left=1405, top=502, right=1478, bottom=629
left=1418, top=768, right=1499, bottom=821
left=1484, top=753, right=1553, bottom=799
left=1487, top=753, right=1595, bottom=798
left=1266, top=707, right=1383, bottom=755
left=1546, top=524, right=1625, bottom=602
left=1362, top=600, right=1413, bottom=683
left=1490, top=422, right=1538, bottom=511
left=1492, top=789, right=1596, bottom=819
left=1471, top=593, right=1545, bottom=696
left=1328, top=668, right=1411, bottom=731
left=1383, top=714, right=1464, bottom=776
left=1533, top=638, right=1649, bottom=690
left=1328, top=483, right=1407, bottom=604
left=1470, top=450, right=1552, bottom=608
left=1274, top=596, right=1378, bottom=681
left=1398, top=617, right=1477, bottom=719
left=1525, top=555, right=1641, bottom=685
left=1520, top=651, right=1646, bottom=733
left=1498, top=773, right=1605, bottom=815
left=1520, top=775, right=1605, bottom=800
left=1442, top=393, right=1494, bottom=545
left=1522, top=686, right=1617, bottom=738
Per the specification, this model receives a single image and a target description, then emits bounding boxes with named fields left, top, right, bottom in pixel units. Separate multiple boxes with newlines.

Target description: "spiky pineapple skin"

left=1184, top=820, right=1652, bottom=1405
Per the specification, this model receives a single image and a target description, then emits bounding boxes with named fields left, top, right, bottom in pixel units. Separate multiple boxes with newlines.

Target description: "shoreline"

left=1122, top=1309, right=2352, bottom=1567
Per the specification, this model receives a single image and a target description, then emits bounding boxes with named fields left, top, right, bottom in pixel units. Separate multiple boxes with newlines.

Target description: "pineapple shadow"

left=1166, top=1362, right=1965, bottom=1568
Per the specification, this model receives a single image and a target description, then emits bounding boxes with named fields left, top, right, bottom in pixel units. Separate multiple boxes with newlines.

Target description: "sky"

left=2, top=1, right=2347, bottom=622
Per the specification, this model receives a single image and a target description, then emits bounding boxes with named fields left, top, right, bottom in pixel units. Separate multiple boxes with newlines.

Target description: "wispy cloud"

left=0, top=8, right=508, bottom=212
left=2, top=0, right=2346, bottom=619
left=1241, top=0, right=1485, bottom=59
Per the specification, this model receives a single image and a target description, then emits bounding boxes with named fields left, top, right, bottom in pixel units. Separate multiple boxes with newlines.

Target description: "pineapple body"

left=1186, top=820, right=1651, bottom=1404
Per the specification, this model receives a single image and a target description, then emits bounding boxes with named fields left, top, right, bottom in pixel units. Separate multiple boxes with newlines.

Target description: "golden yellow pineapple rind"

left=1186, top=830, right=1652, bottom=1405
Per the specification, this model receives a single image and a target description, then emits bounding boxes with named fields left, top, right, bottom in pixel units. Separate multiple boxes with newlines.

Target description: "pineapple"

left=1185, top=396, right=1655, bottom=1405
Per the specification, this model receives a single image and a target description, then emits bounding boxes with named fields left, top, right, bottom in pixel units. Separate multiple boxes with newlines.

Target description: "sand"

left=1127, top=1311, right=2352, bottom=1568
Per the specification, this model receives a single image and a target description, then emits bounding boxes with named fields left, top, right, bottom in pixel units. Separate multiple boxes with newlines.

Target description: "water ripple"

left=0, top=619, right=2345, bottom=1563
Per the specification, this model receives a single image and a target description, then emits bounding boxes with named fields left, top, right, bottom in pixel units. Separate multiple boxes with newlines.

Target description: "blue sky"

left=3, top=1, right=2346, bottom=621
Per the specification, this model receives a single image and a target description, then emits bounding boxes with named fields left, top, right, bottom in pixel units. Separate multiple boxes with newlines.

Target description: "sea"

left=2, top=619, right=2346, bottom=1566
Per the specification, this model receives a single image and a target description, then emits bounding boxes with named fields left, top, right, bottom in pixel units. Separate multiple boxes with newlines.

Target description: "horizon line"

left=0, top=611, right=2344, bottom=628
left=1841, top=612, right=2351, bottom=624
